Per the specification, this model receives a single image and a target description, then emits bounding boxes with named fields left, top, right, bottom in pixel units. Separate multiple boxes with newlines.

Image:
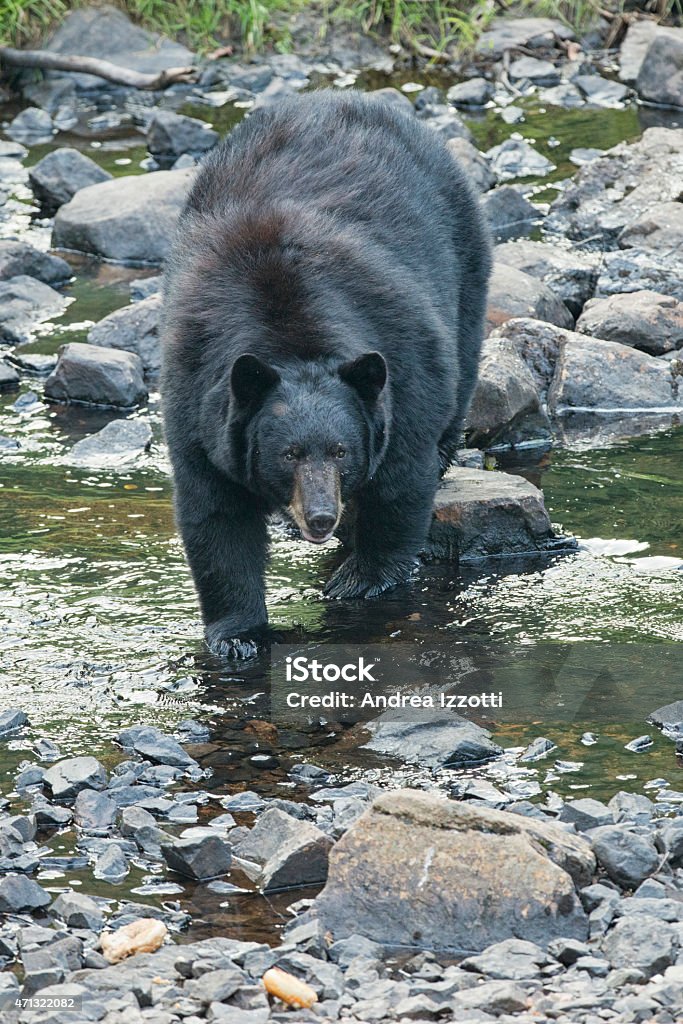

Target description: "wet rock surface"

left=44, top=342, right=148, bottom=408
left=88, top=293, right=161, bottom=371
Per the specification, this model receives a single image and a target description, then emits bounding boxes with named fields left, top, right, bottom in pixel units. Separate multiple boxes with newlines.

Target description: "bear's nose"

left=307, top=512, right=336, bottom=537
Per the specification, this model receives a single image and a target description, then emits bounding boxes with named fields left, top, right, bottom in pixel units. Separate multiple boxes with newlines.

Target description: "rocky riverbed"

left=1, top=5, right=683, bottom=1022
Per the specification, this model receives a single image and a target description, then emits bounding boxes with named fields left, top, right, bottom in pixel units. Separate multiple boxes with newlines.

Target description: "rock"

left=482, top=186, right=542, bottom=242
left=234, top=807, right=332, bottom=892
left=576, top=291, right=683, bottom=356
left=637, top=33, right=683, bottom=108
left=419, top=105, right=473, bottom=143
left=608, top=791, right=654, bottom=824
left=486, top=139, right=555, bottom=182
left=486, top=263, right=573, bottom=335
left=596, top=247, right=683, bottom=301
left=0, top=875, right=50, bottom=913
left=547, top=335, right=680, bottom=415
left=73, top=789, right=117, bottom=834
left=648, top=699, right=683, bottom=734
left=0, top=275, right=69, bottom=345
left=100, top=918, right=167, bottom=963
left=453, top=979, right=529, bottom=1014
left=509, top=56, right=560, bottom=86
left=461, top=938, right=550, bottom=979
left=619, top=200, right=683, bottom=253
left=371, top=87, right=414, bottom=114
left=44, top=342, right=147, bottom=408
left=0, top=241, right=71, bottom=285
left=93, top=845, right=129, bottom=882
left=540, top=82, right=585, bottom=108
left=520, top=736, right=556, bottom=761
left=160, top=834, right=232, bottom=880
left=495, top=239, right=598, bottom=317
left=46, top=4, right=194, bottom=86
left=427, top=467, right=566, bottom=560
left=313, top=791, right=593, bottom=952
left=447, top=78, right=493, bottom=107
left=619, top=21, right=661, bottom=83
left=573, top=74, right=630, bottom=108
left=0, top=139, right=27, bottom=159
left=8, top=352, right=56, bottom=375
left=559, top=798, right=612, bottom=832
left=0, top=708, right=28, bottom=737
left=6, top=107, right=53, bottom=144
left=362, top=711, right=503, bottom=768
left=147, top=111, right=219, bottom=168
left=88, top=293, right=161, bottom=370
left=68, top=418, right=152, bottom=466
left=50, top=891, right=103, bottom=931
left=117, top=724, right=197, bottom=767
left=548, top=936, right=591, bottom=965
left=28, top=148, right=112, bottom=214
left=130, top=274, right=163, bottom=301
left=466, top=335, right=551, bottom=447
left=446, top=138, right=495, bottom=192
left=52, top=168, right=195, bottom=265
left=42, top=756, right=107, bottom=801
left=589, top=825, right=659, bottom=888
left=601, top=915, right=679, bottom=978
left=477, top=17, right=573, bottom=57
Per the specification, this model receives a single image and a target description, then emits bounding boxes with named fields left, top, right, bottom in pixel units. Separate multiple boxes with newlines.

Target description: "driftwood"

left=0, top=46, right=197, bottom=90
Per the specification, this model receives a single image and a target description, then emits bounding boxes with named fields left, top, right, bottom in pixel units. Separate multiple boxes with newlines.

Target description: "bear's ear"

left=339, top=352, right=387, bottom=403
left=231, top=353, right=280, bottom=407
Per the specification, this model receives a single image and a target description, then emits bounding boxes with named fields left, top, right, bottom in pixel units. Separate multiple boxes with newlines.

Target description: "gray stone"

left=0, top=875, right=50, bottom=913
left=509, top=56, right=560, bottom=86
left=649, top=699, right=683, bottom=733
left=161, top=834, right=232, bottom=880
left=0, top=139, right=27, bottom=159
left=483, top=186, right=542, bottom=242
left=476, top=17, right=573, bottom=56
left=520, top=736, right=556, bottom=761
left=427, top=467, right=564, bottom=560
left=576, top=291, right=683, bottom=356
left=184, top=966, right=244, bottom=1004
left=598, top=248, right=683, bottom=304
left=50, top=890, right=103, bottom=931
left=93, top=845, right=129, bottom=882
left=453, top=979, right=529, bottom=1013
left=45, top=342, right=147, bottom=408
left=88, top=293, right=161, bottom=370
left=42, top=756, right=107, bottom=801
left=461, top=937, right=549, bottom=979
left=589, top=825, right=659, bottom=888
left=559, top=798, right=612, bottom=832
left=0, top=708, right=28, bottom=737
left=420, top=105, right=473, bottom=143
left=234, top=807, right=332, bottom=891
left=619, top=200, right=683, bottom=254
left=329, top=934, right=384, bottom=967
left=0, top=241, right=71, bottom=285
left=0, top=275, right=69, bottom=345
left=446, top=137, right=495, bottom=192
left=601, top=915, right=679, bottom=978
left=466, top=335, right=551, bottom=448
left=487, top=263, right=573, bottom=336
left=608, top=791, right=654, bottom=824
left=28, top=148, right=111, bottom=214
left=573, top=74, right=630, bottom=107
left=6, top=107, right=53, bottom=144
left=73, top=789, right=117, bottom=834
left=486, top=138, right=555, bottom=182
left=68, top=418, right=152, bottom=466
left=147, top=110, right=219, bottom=168
left=130, top=274, right=163, bottom=302
left=363, top=711, right=503, bottom=769
left=540, top=82, right=585, bottom=108
left=447, top=77, right=493, bottom=107
left=53, top=168, right=195, bottom=265
left=370, top=87, right=414, bottom=114
left=637, top=33, right=683, bottom=108
left=548, top=936, right=591, bottom=965
left=0, top=362, right=20, bottom=390
left=619, top=20, right=664, bottom=83
left=117, top=725, right=197, bottom=767
left=312, top=790, right=593, bottom=952
left=495, top=239, right=598, bottom=317
left=580, top=882, right=620, bottom=913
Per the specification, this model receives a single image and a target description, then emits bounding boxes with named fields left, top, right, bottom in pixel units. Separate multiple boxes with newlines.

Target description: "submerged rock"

left=28, top=148, right=112, bottom=214
left=312, top=790, right=593, bottom=951
left=576, top=291, right=683, bottom=356
left=88, top=293, right=161, bottom=370
left=363, top=712, right=503, bottom=768
left=68, top=419, right=152, bottom=466
left=45, top=342, right=147, bottom=408
left=486, top=262, right=573, bottom=335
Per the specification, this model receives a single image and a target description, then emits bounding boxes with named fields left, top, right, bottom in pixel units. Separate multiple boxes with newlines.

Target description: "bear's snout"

left=290, top=461, right=341, bottom=544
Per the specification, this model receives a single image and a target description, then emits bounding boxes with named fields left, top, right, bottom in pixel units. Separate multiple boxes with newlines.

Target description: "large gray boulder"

left=637, top=33, right=683, bottom=108
left=495, top=239, right=598, bottom=317
left=44, top=342, right=147, bottom=408
left=28, top=148, right=112, bottom=214
left=52, top=169, right=194, bottom=264
left=88, top=294, right=161, bottom=370
left=312, top=790, right=593, bottom=952
left=576, top=291, right=683, bottom=356
left=147, top=111, right=219, bottom=168
left=466, top=335, right=552, bottom=447
left=0, top=241, right=71, bottom=285
left=427, top=467, right=565, bottom=560
left=486, top=263, right=573, bottom=335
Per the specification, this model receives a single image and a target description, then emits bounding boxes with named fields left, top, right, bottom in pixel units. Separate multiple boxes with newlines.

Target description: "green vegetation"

left=0, top=0, right=681, bottom=56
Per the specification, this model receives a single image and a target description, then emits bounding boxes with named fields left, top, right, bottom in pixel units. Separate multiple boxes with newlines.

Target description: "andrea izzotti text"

left=283, top=655, right=503, bottom=710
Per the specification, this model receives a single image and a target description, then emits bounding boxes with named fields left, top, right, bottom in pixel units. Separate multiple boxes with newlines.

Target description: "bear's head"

left=230, top=352, right=389, bottom=543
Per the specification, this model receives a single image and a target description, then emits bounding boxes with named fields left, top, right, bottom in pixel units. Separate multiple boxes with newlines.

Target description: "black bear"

left=161, top=89, right=491, bottom=655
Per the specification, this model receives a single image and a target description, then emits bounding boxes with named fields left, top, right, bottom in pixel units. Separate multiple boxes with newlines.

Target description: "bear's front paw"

left=205, top=622, right=259, bottom=660
left=324, top=554, right=417, bottom=600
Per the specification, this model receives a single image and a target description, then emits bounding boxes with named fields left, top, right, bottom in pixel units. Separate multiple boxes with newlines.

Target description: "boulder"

left=161, top=835, right=232, bottom=881
left=50, top=891, right=103, bottom=931
left=43, top=756, right=107, bottom=801
left=147, top=111, right=219, bottom=168
left=233, top=807, right=332, bottom=892
left=0, top=875, right=50, bottom=913
left=312, top=790, right=593, bottom=952
left=44, top=343, right=147, bottom=408
left=52, top=168, right=194, bottom=265
left=88, top=294, right=161, bottom=370
left=0, top=241, right=71, bottom=285
left=117, top=725, right=196, bottom=767
left=495, top=239, right=598, bottom=317
left=446, top=138, right=495, bottom=192
left=426, top=467, right=566, bottom=560
left=28, top=148, right=112, bottom=214
left=601, top=916, right=679, bottom=978
left=482, top=187, right=542, bottom=242
left=486, top=263, right=573, bottom=335
left=637, top=33, right=683, bottom=108
left=508, top=56, right=560, bottom=87
left=576, top=291, right=683, bottom=356
left=618, top=200, right=683, bottom=253
left=486, top=139, right=555, bottom=182
left=596, top=247, right=683, bottom=302
left=73, top=790, right=117, bottom=835
left=476, top=17, right=573, bottom=57
left=363, top=712, right=503, bottom=768
left=447, top=77, right=493, bottom=107
left=466, top=336, right=551, bottom=447
left=6, top=107, right=54, bottom=145
left=589, top=826, right=659, bottom=888
left=68, top=419, right=152, bottom=466
left=0, top=275, right=69, bottom=345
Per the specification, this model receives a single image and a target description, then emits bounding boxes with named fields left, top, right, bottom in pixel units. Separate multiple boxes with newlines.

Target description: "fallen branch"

left=0, top=46, right=197, bottom=90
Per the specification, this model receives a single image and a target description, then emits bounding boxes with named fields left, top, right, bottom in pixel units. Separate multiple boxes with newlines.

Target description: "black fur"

left=161, top=89, right=491, bottom=653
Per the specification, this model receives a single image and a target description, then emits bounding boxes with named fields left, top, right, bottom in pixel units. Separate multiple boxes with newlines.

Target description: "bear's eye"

left=283, top=447, right=299, bottom=462
left=334, top=445, right=346, bottom=459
